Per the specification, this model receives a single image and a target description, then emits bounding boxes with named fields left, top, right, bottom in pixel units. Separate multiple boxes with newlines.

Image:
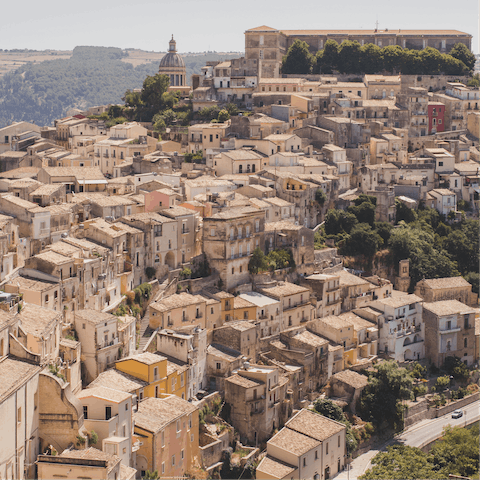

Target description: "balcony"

left=181, top=228, right=190, bottom=234
left=98, top=338, right=119, bottom=350
left=284, top=300, right=310, bottom=311
left=439, top=326, right=461, bottom=334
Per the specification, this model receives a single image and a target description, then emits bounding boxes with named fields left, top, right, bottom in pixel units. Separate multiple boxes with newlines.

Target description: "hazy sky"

left=2, top=0, right=479, bottom=53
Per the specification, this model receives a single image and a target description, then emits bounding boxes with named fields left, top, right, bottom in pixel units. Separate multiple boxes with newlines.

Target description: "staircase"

left=136, top=277, right=170, bottom=353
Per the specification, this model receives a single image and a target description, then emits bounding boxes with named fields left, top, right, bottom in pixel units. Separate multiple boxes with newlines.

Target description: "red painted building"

left=428, top=102, right=445, bottom=134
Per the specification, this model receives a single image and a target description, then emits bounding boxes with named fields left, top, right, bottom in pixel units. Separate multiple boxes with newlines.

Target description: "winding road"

left=334, top=400, right=480, bottom=480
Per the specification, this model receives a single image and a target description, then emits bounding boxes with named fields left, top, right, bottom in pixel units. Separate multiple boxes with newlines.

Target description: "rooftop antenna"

left=375, top=19, right=379, bottom=33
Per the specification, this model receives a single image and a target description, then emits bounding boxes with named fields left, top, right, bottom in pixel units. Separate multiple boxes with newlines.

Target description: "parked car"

left=451, top=409, right=463, bottom=419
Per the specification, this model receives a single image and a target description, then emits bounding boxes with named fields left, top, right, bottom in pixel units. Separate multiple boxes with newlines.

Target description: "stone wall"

left=404, top=392, right=479, bottom=427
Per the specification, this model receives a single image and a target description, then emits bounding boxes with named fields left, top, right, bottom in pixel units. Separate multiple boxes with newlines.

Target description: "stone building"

left=256, top=408, right=346, bottom=480
left=203, top=206, right=265, bottom=290
left=423, top=300, right=476, bottom=367
left=225, top=364, right=289, bottom=445
left=414, top=276, right=478, bottom=307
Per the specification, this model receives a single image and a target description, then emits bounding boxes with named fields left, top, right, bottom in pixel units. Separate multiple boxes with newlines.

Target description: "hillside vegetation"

left=0, top=46, right=240, bottom=127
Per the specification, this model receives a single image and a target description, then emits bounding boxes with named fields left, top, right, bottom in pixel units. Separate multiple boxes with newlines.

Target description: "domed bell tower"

left=158, top=35, right=186, bottom=87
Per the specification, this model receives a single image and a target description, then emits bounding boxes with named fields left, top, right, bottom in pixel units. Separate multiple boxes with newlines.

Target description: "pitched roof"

left=256, top=456, right=296, bottom=479
left=150, top=292, right=206, bottom=313
left=331, top=370, right=369, bottom=389
left=285, top=408, right=345, bottom=441
left=75, top=309, right=117, bottom=325
left=134, top=395, right=197, bottom=434
left=226, top=373, right=263, bottom=389
left=77, top=386, right=132, bottom=403
left=87, top=369, right=147, bottom=393
left=58, top=447, right=120, bottom=472
left=0, top=357, right=41, bottom=402
left=268, top=426, right=320, bottom=456
left=419, top=276, right=472, bottom=290
left=423, top=300, right=475, bottom=316
left=18, top=304, right=60, bottom=336
left=117, top=352, right=166, bottom=366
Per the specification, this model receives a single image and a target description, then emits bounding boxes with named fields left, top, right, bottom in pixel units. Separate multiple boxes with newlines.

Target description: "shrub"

left=145, top=266, right=156, bottom=280
left=89, top=430, right=98, bottom=445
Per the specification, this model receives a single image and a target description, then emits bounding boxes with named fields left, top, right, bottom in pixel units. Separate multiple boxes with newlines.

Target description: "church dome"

left=159, top=36, right=185, bottom=69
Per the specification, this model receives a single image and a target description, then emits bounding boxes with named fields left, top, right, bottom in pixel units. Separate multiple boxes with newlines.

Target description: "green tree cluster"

left=358, top=361, right=413, bottom=428
left=281, top=39, right=473, bottom=75
left=390, top=207, right=478, bottom=292
left=248, top=248, right=295, bottom=273
left=361, top=424, right=479, bottom=479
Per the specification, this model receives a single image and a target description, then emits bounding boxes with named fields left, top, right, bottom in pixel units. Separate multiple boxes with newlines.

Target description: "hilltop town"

left=0, top=26, right=479, bottom=480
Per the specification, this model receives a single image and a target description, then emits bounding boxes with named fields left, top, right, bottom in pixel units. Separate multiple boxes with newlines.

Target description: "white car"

left=451, top=409, right=463, bottom=419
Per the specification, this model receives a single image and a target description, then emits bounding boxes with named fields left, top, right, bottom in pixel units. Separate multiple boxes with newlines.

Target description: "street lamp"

left=344, top=454, right=350, bottom=480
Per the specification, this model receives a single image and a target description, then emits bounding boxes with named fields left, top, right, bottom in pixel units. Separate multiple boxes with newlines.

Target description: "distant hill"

left=0, top=46, right=241, bottom=127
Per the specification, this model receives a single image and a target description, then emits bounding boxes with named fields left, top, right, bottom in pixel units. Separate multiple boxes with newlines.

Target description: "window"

left=161, top=430, right=165, bottom=447
left=162, top=463, right=165, bottom=475
left=338, top=436, right=340, bottom=447
left=191, top=433, right=194, bottom=442
left=172, top=455, right=176, bottom=466
left=216, top=362, right=221, bottom=370
left=315, top=451, right=318, bottom=460
left=16, top=406, right=21, bottom=422
left=303, top=458, right=306, bottom=467
left=181, top=449, right=184, bottom=460
left=189, top=414, right=192, bottom=429
left=176, top=419, right=181, bottom=432
left=255, top=220, right=260, bottom=232
left=105, top=406, right=112, bottom=420
left=83, top=406, right=88, bottom=419
left=326, top=443, right=328, bottom=454
left=464, top=338, right=468, bottom=348
left=211, top=229, right=215, bottom=236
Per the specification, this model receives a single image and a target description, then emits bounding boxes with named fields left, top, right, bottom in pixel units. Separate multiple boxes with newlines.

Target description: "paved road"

left=334, top=400, right=479, bottom=480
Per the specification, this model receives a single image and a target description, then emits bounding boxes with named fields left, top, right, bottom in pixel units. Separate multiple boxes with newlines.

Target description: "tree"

left=315, top=188, right=326, bottom=205
left=359, top=43, right=383, bottom=73
left=217, top=109, right=230, bottom=123
left=358, top=361, right=413, bottom=428
left=434, top=375, right=450, bottom=392
left=313, top=398, right=346, bottom=423
left=139, top=73, right=171, bottom=120
left=282, top=39, right=313, bottom=74
left=320, top=40, right=339, bottom=74
left=419, top=47, right=443, bottom=75
left=467, top=74, right=480, bottom=87
left=144, top=470, right=159, bottom=480
left=348, top=198, right=376, bottom=227
left=324, top=209, right=358, bottom=235
left=430, top=425, right=479, bottom=478
left=152, top=114, right=166, bottom=133
left=342, top=223, right=383, bottom=257
left=360, top=445, right=440, bottom=480
left=464, top=271, right=479, bottom=295
left=248, top=247, right=268, bottom=274
left=382, top=45, right=404, bottom=73
left=374, top=222, right=393, bottom=245
left=449, top=43, right=476, bottom=71
left=337, top=40, right=362, bottom=74
left=442, top=356, right=470, bottom=380
left=395, top=199, right=417, bottom=224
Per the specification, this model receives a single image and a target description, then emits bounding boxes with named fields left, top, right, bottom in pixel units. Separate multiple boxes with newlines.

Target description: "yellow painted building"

left=232, top=296, right=257, bottom=321
left=134, top=395, right=200, bottom=478
left=115, top=352, right=187, bottom=400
